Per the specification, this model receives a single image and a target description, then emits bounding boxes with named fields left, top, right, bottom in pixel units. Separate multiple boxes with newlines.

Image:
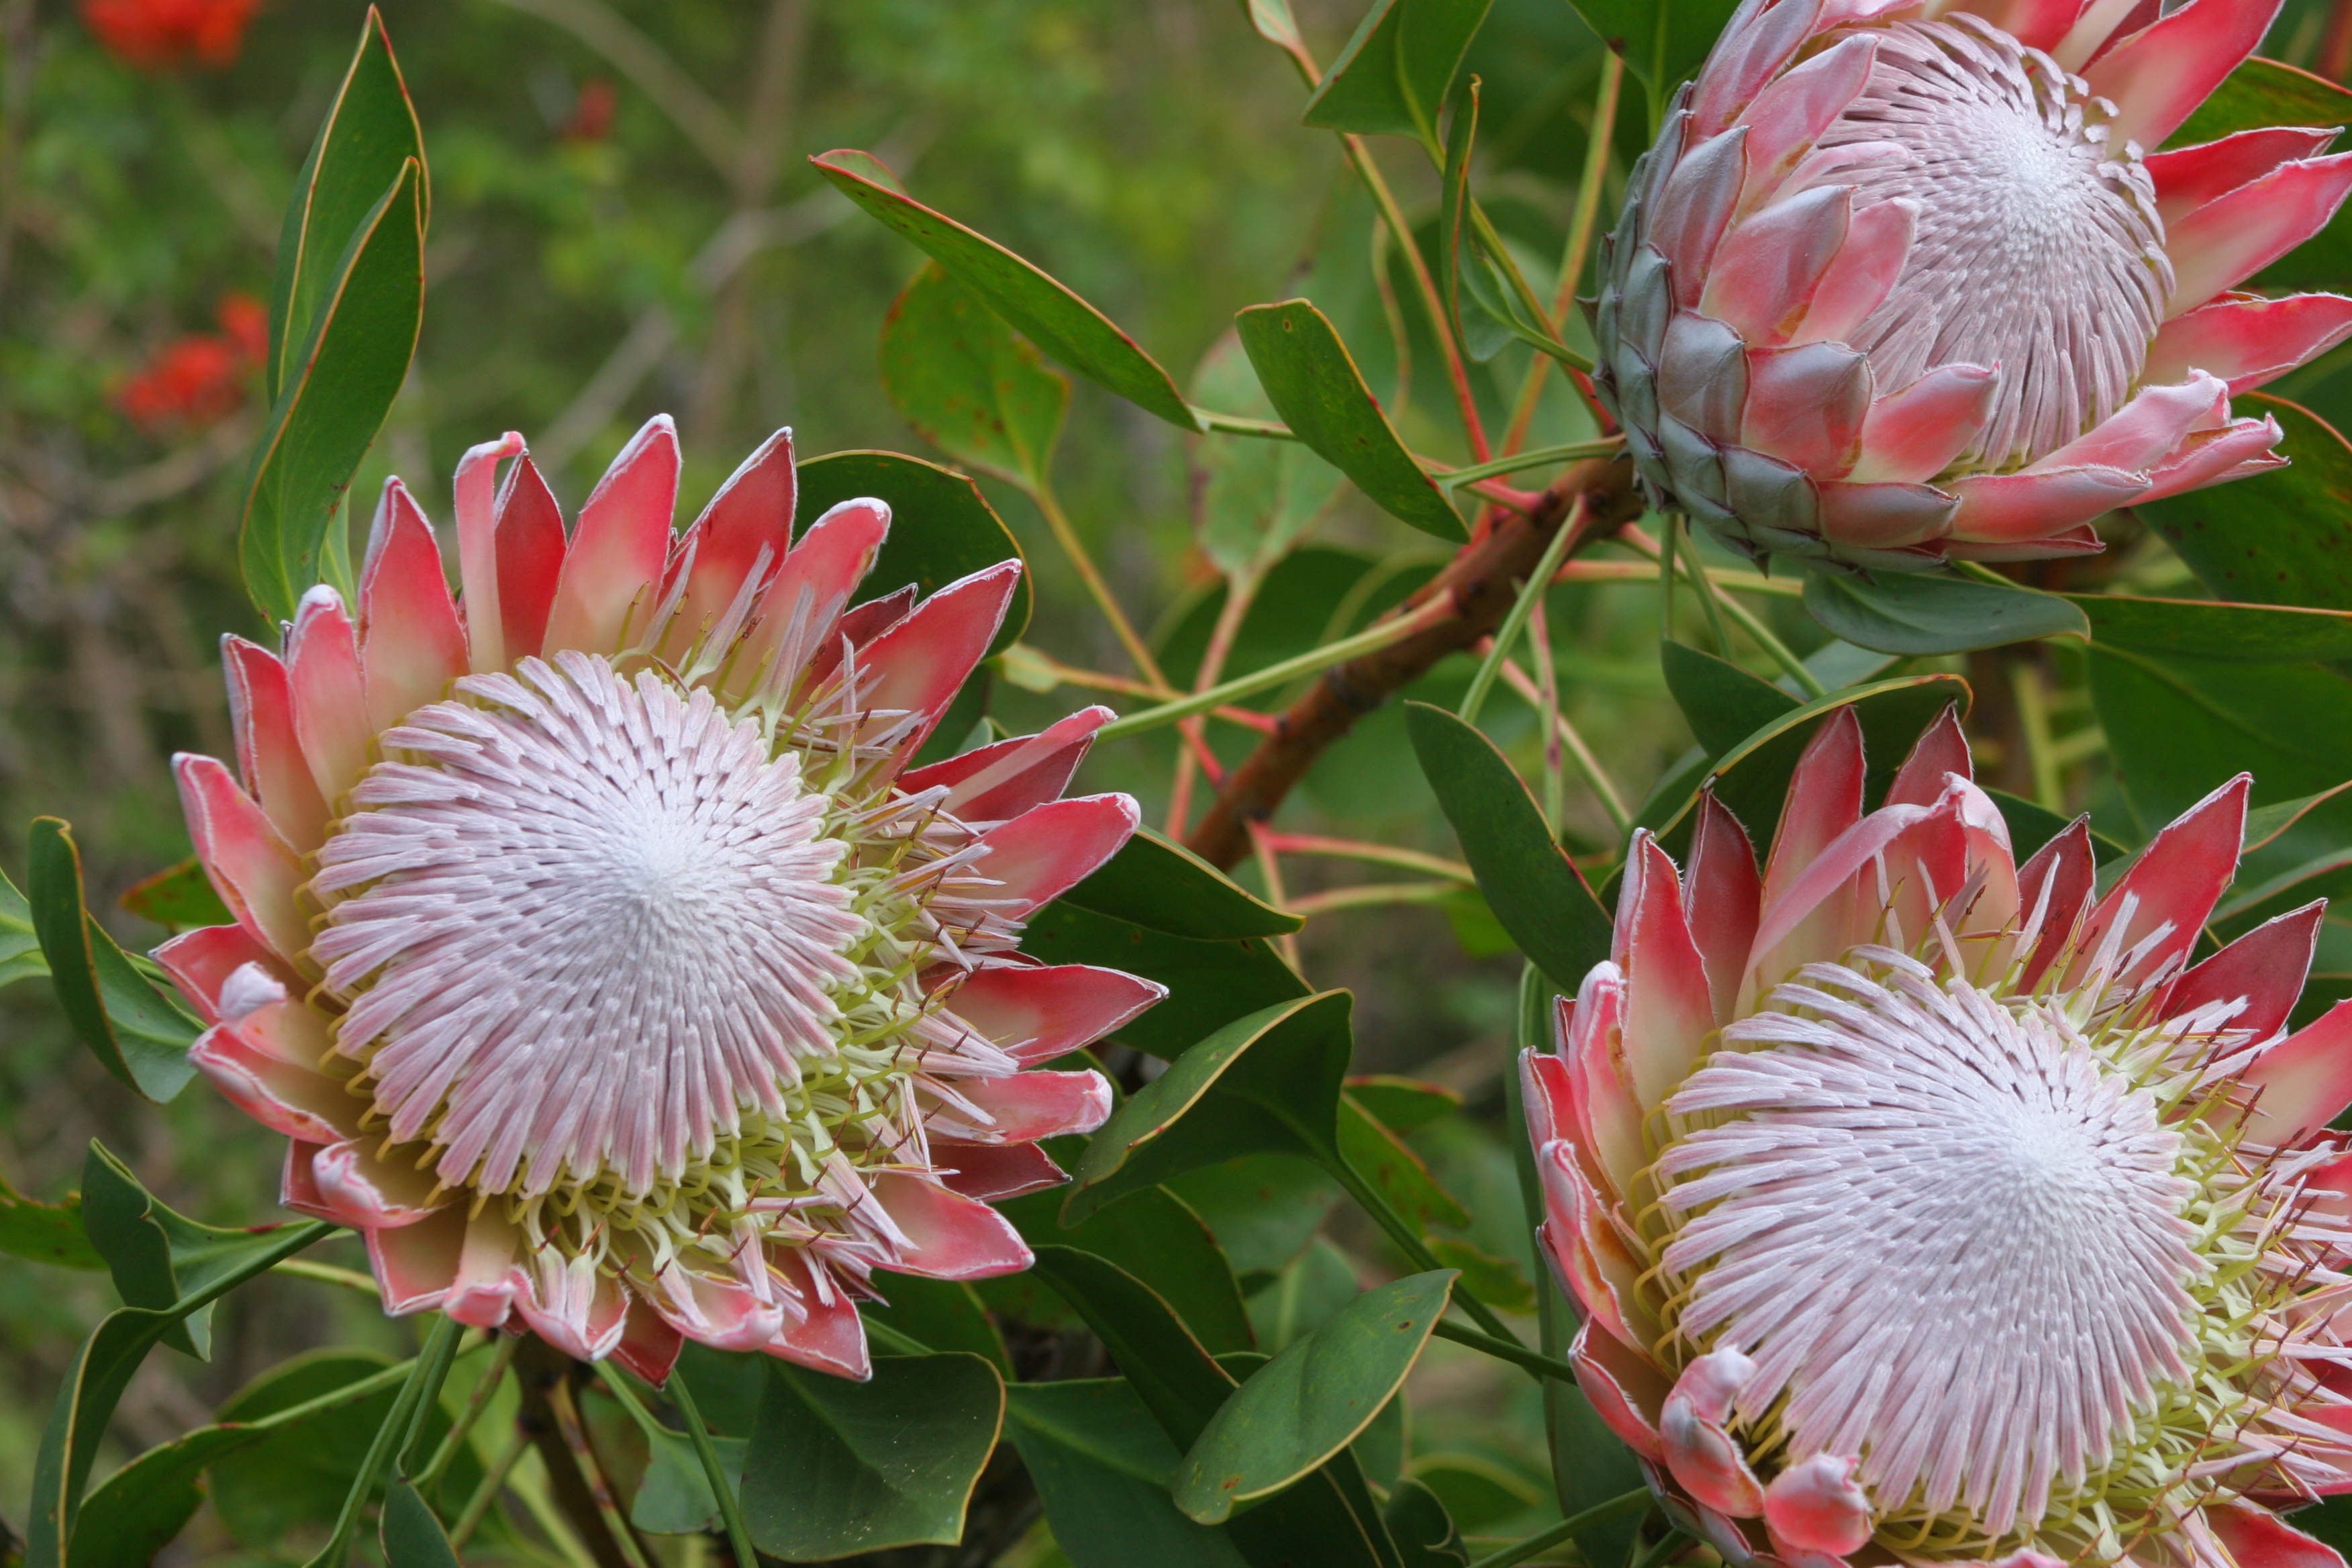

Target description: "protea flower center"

left=1813, top=18, right=2167, bottom=469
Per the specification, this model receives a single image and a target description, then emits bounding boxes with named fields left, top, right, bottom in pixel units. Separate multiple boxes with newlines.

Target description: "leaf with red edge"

left=883, top=260, right=1070, bottom=491
left=812, top=150, right=1197, bottom=429
left=119, top=858, right=233, bottom=932
left=28, top=820, right=200, bottom=1105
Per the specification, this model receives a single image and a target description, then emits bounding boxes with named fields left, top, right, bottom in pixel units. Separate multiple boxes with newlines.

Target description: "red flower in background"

left=118, top=292, right=267, bottom=432
left=81, top=0, right=261, bottom=71
left=562, top=77, right=618, bottom=142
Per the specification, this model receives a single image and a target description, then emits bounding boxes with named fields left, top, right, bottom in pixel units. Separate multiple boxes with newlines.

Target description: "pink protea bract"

left=165, top=417, right=1161, bottom=1383
left=1590, top=0, right=2352, bottom=571
left=1524, top=708, right=2352, bottom=1568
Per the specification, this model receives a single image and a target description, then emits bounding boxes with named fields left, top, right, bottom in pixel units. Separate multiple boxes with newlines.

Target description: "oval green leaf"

left=2073, top=593, right=2352, bottom=662
left=1303, top=0, right=1496, bottom=142
left=1175, top=1271, right=1456, bottom=1523
left=1236, top=301, right=1465, bottom=541
left=1003, top=1380, right=1251, bottom=1568
left=812, top=150, right=1197, bottom=428
left=1062, top=826, right=1304, bottom=939
left=1006, top=1185, right=1257, bottom=1356
left=797, top=450, right=1032, bottom=654
left=1802, top=569, right=2088, bottom=655
left=1660, top=641, right=1800, bottom=757
left=28, top=820, right=199, bottom=1104
left=881, top=260, right=1070, bottom=491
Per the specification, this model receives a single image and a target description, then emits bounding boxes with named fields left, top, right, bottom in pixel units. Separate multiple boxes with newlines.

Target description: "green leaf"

left=1346, top=1076, right=1461, bottom=1133
left=1561, top=0, right=1741, bottom=90
left=1006, top=1185, right=1257, bottom=1356
left=68, top=1425, right=259, bottom=1568
left=743, top=1353, right=1004, bottom=1559
left=117, top=858, right=234, bottom=932
left=1246, top=1238, right=1362, bottom=1352
left=1064, top=827, right=1304, bottom=939
left=1003, top=1379, right=1251, bottom=1568
left=1985, top=789, right=2125, bottom=865
left=379, top=1479, right=460, bottom=1568
left=242, top=158, right=426, bottom=621
left=1167, top=1155, right=1341, bottom=1277
left=1068, top=993, right=1353, bottom=1224
left=881, top=260, right=1071, bottom=491
left=0, top=1175, right=101, bottom=1271
left=1175, top=1271, right=1455, bottom=1523
left=1801, top=570, right=2089, bottom=656
left=630, top=1425, right=748, bottom=1535
left=265, top=8, right=426, bottom=405
left=1404, top=702, right=1613, bottom=994
left=1385, top=1478, right=1471, bottom=1568
left=1660, top=642, right=1800, bottom=760
left=1336, top=1094, right=1469, bottom=1230
left=0, top=863, right=48, bottom=991
left=80, top=1143, right=305, bottom=1361
left=797, top=450, right=1032, bottom=654
left=28, top=821, right=201, bottom=1104
left=1190, top=332, right=1344, bottom=583
left=1638, top=675, right=1975, bottom=851
left=812, top=150, right=1197, bottom=428
left=2073, top=593, right=2352, bottom=662
left=861, top=1275, right=1011, bottom=1373
left=25, top=1222, right=328, bottom=1568
left=1028, top=1247, right=1402, bottom=1568
left=1236, top=0, right=1311, bottom=54
left=1427, top=1237, right=1535, bottom=1316
left=1302, top=0, right=1496, bottom=143
left=2169, top=58, right=2352, bottom=291
left=1021, top=901, right=1312, bottom=1059
left=1235, top=301, right=1465, bottom=541
left=2140, top=396, right=2352, bottom=611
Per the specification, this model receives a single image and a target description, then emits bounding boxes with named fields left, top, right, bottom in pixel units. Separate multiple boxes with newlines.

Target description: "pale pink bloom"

left=167, top=418, right=1158, bottom=1382
left=1526, top=709, right=2352, bottom=1568
left=1591, top=0, right=2352, bottom=569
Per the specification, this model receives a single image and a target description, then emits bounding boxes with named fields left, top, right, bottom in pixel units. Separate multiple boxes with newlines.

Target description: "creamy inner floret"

left=1643, top=948, right=2280, bottom=1557
left=1804, top=15, right=2171, bottom=471
left=306, top=651, right=907, bottom=1204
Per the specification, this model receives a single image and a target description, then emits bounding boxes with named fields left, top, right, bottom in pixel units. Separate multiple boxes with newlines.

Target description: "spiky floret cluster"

left=1588, top=0, right=2352, bottom=570
left=1526, top=707, right=2352, bottom=1568
left=166, top=418, right=1161, bottom=1382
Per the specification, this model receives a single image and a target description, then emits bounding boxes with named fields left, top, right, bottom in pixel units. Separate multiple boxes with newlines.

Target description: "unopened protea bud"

left=1590, top=0, right=2352, bottom=570
left=167, top=418, right=1159, bottom=1382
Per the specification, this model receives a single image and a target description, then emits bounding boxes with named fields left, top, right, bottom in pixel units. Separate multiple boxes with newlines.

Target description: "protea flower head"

left=1526, top=709, right=2352, bottom=1568
left=164, top=418, right=1159, bottom=1382
left=1589, top=0, right=2352, bottom=571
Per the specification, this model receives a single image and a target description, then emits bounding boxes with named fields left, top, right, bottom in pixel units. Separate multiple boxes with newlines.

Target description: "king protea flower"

left=1526, top=709, right=2352, bottom=1568
left=163, top=418, right=1160, bottom=1382
left=1590, top=0, right=2352, bottom=570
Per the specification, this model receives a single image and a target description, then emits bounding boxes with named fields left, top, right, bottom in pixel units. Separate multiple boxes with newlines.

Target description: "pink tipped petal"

left=1790, top=197, right=1917, bottom=347
left=190, top=1020, right=352, bottom=1145
left=366, top=1205, right=466, bottom=1315
left=1851, top=364, right=1999, bottom=484
left=940, top=1069, right=1113, bottom=1143
left=442, top=1211, right=531, bottom=1330
left=174, top=753, right=311, bottom=963
left=281, top=1139, right=331, bottom=1221
left=2030, top=372, right=2227, bottom=475
left=870, top=1172, right=1033, bottom=1279
left=2147, top=128, right=2342, bottom=225
left=1750, top=800, right=1938, bottom=993
left=222, top=636, right=330, bottom=852
left=2138, top=414, right=2288, bottom=503
left=943, top=963, right=1165, bottom=1065
left=2146, top=294, right=2352, bottom=394
left=1693, top=0, right=1825, bottom=139
left=730, top=498, right=892, bottom=697
left=2165, top=901, right=2324, bottom=1043
left=675, top=428, right=795, bottom=636
left=2241, top=997, right=2352, bottom=1146
left=616, top=1302, right=685, bottom=1387
left=1945, top=467, right=2147, bottom=542
left=767, top=1251, right=873, bottom=1381
left=2084, top=0, right=2286, bottom=150
left=973, top=794, right=1141, bottom=916
left=1762, top=707, right=1866, bottom=916
left=1765, top=1454, right=1871, bottom=1556
left=1614, top=833, right=1721, bottom=1110
left=932, top=1139, right=1068, bottom=1202
left=1522, top=1043, right=1575, bottom=1149
left=1685, top=792, right=1762, bottom=1026
left=152, top=923, right=282, bottom=1024
left=1557, top=970, right=1647, bottom=1197
left=1972, top=0, right=2099, bottom=50
left=2016, top=818, right=2098, bottom=989
left=1887, top=703, right=1971, bottom=807
left=518, top=1252, right=630, bottom=1361
left=542, top=415, right=681, bottom=658
left=309, top=1135, right=448, bottom=1228
left=2208, top=1503, right=2349, bottom=1568
left=359, top=479, right=468, bottom=733
left=1538, top=1141, right=1653, bottom=1349
left=1702, top=185, right=1852, bottom=346
left=855, top=562, right=1022, bottom=749
left=2167, top=154, right=2352, bottom=319
left=2051, top=0, right=2158, bottom=68
left=1662, top=1349, right=1768, bottom=1516
left=900, top=706, right=1115, bottom=822
left=1815, top=479, right=1957, bottom=548
left=1572, top=1318, right=1670, bottom=1462
left=495, top=456, right=567, bottom=664
left=285, top=587, right=373, bottom=808
left=452, top=432, right=527, bottom=673
left=1742, top=342, right=1872, bottom=477
left=1737, top=36, right=1877, bottom=199
left=652, top=1267, right=787, bottom=1353
left=2070, top=773, right=2249, bottom=999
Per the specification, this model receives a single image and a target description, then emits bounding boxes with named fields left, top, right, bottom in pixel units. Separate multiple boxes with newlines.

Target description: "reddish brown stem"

left=1183, top=459, right=1642, bottom=870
